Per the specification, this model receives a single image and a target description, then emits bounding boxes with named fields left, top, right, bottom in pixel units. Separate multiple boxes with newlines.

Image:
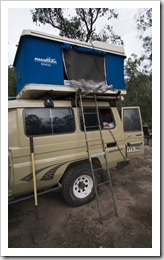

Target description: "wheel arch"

left=60, top=158, right=103, bottom=183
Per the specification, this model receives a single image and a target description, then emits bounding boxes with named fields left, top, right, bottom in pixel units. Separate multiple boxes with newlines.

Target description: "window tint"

left=80, top=108, right=99, bottom=131
left=51, top=108, right=75, bottom=133
left=79, top=107, right=115, bottom=131
left=24, top=108, right=75, bottom=136
left=123, top=108, right=141, bottom=131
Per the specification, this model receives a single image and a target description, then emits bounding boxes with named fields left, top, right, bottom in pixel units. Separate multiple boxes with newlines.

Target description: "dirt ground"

left=8, top=145, right=152, bottom=249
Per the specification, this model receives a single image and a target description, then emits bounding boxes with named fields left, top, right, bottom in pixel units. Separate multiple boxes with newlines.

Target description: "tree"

left=31, top=8, right=123, bottom=44
left=117, top=9, right=152, bottom=126
left=135, top=8, right=152, bottom=72
left=117, top=54, right=152, bottom=126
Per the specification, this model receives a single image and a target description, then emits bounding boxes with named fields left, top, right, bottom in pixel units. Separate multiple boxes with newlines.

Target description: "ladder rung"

left=83, top=112, right=97, bottom=115
left=86, top=125, right=99, bottom=129
left=96, top=180, right=111, bottom=187
left=92, top=167, right=103, bottom=172
left=87, top=138, right=102, bottom=142
left=90, top=152, right=105, bottom=158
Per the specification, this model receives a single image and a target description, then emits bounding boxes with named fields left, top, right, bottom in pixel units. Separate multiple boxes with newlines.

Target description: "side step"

left=8, top=184, right=62, bottom=205
left=90, top=152, right=105, bottom=158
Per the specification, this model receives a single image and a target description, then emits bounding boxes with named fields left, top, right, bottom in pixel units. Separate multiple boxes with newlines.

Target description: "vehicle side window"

left=79, top=107, right=115, bottom=131
left=51, top=108, right=75, bottom=133
left=24, top=108, right=75, bottom=136
left=99, top=108, right=115, bottom=129
left=123, top=108, right=141, bottom=132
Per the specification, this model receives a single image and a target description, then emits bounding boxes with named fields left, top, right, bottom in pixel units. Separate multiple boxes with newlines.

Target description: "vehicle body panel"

left=8, top=99, right=144, bottom=199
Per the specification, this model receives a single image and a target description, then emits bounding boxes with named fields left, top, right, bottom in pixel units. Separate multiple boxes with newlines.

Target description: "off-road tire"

left=61, top=163, right=100, bottom=207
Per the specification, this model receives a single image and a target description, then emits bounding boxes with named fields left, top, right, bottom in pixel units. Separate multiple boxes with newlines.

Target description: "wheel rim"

left=73, top=174, right=93, bottom=199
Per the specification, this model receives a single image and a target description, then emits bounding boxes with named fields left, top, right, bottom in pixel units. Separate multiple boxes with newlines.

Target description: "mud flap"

left=117, top=159, right=129, bottom=170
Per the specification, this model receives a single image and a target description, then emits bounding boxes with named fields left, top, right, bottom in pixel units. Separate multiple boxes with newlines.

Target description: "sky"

left=8, top=8, right=146, bottom=65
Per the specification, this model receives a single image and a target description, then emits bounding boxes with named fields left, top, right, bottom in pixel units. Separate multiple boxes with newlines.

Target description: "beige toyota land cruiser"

left=8, top=30, right=144, bottom=207
left=8, top=87, right=144, bottom=206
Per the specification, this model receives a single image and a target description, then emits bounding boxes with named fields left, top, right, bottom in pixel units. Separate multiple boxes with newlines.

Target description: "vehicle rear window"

left=123, top=108, right=141, bottom=131
left=24, top=108, right=75, bottom=136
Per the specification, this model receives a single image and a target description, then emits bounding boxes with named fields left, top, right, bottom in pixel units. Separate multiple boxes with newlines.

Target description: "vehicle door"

left=121, top=107, right=144, bottom=157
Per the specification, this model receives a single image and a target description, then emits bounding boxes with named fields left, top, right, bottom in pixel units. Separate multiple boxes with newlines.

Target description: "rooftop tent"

left=13, top=34, right=65, bottom=94
left=13, top=30, right=126, bottom=96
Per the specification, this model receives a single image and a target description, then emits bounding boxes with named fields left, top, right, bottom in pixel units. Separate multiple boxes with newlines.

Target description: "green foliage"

left=125, top=74, right=152, bottom=124
left=117, top=55, right=152, bottom=127
left=135, top=8, right=152, bottom=71
left=8, top=66, right=16, bottom=97
left=117, top=9, right=152, bottom=127
left=31, top=8, right=123, bottom=44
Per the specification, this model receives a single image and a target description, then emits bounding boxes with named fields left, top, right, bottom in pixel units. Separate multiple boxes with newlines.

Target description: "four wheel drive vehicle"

left=8, top=90, right=144, bottom=206
left=8, top=30, right=144, bottom=207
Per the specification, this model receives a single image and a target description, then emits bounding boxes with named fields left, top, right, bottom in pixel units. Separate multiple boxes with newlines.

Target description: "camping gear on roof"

left=13, top=30, right=126, bottom=95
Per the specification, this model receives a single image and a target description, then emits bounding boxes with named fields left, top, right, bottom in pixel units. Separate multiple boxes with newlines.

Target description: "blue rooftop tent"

left=13, top=30, right=126, bottom=98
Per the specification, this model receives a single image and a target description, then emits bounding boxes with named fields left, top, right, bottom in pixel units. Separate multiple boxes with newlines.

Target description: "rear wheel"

left=61, top=163, right=99, bottom=207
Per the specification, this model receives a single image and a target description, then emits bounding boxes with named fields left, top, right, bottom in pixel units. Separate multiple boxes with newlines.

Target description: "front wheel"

left=61, top=163, right=99, bottom=207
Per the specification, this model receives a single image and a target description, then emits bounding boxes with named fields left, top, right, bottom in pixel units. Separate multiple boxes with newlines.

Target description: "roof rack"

left=16, top=84, right=124, bottom=101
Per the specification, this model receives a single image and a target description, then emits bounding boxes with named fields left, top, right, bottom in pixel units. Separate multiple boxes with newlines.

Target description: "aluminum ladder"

left=79, top=92, right=118, bottom=223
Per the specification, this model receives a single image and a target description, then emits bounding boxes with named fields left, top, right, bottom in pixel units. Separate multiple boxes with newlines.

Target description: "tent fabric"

left=63, top=48, right=106, bottom=83
left=106, top=53, right=125, bottom=90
